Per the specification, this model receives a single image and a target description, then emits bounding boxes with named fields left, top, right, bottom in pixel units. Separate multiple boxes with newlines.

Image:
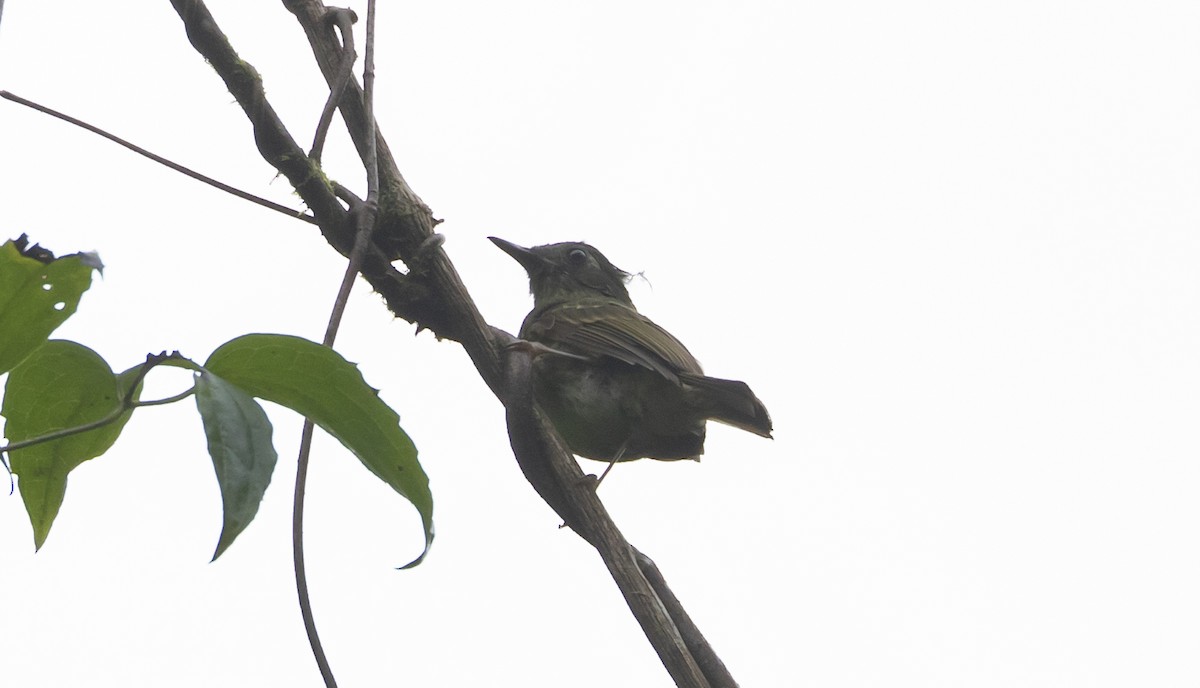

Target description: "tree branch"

left=167, top=0, right=466, bottom=342
left=281, top=0, right=501, bottom=357
left=501, top=340, right=714, bottom=687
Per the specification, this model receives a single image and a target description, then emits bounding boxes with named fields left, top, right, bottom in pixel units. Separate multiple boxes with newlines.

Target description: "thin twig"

left=363, top=0, right=379, bottom=206
left=0, top=353, right=191, bottom=455
left=165, top=4, right=356, bottom=683
left=135, top=387, right=198, bottom=407
left=0, top=91, right=318, bottom=225
left=292, top=4, right=382, bottom=688
left=309, top=8, right=357, bottom=163
left=291, top=421, right=336, bottom=688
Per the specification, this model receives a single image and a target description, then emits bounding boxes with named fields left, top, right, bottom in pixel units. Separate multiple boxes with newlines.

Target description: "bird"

left=490, top=237, right=772, bottom=473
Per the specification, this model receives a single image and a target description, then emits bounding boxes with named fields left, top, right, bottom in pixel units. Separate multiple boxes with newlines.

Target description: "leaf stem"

left=0, top=354, right=194, bottom=455
left=1, top=405, right=128, bottom=454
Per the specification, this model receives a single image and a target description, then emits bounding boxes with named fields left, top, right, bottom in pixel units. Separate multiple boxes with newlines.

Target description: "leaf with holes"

left=0, top=240, right=99, bottom=375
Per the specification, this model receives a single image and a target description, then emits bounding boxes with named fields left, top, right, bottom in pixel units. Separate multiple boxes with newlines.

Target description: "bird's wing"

left=524, top=301, right=703, bottom=380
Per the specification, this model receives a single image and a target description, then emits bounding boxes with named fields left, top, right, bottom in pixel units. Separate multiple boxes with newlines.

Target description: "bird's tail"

left=680, top=373, right=774, bottom=439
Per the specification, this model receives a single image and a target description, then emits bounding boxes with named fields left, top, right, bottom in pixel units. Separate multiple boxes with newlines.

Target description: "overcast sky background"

left=2, top=2, right=1199, bottom=686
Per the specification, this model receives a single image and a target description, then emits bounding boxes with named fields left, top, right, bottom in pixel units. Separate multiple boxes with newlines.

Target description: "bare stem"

left=292, top=3, right=382, bottom=688
left=309, top=8, right=358, bottom=163
left=292, top=421, right=337, bottom=688
left=0, top=352, right=192, bottom=455
left=0, top=90, right=317, bottom=225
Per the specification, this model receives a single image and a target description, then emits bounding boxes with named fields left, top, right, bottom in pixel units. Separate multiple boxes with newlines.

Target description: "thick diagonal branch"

left=501, top=341, right=715, bottom=688
left=169, top=0, right=471, bottom=343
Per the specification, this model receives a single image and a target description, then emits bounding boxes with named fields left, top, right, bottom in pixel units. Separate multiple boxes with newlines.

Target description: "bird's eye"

left=567, top=248, right=588, bottom=265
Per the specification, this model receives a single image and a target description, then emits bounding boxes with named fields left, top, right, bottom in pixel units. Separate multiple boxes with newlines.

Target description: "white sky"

left=2, top=2, right=1199, bottom=686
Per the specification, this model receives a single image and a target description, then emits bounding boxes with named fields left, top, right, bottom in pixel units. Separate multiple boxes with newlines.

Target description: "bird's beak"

left=489, top=237, right=548, bottom=275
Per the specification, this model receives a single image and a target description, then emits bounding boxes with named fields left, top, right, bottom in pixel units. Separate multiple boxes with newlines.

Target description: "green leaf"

left=195, top=371, right=278, bottom=561
left=204, top=334, right=433, bottom=567
left=3, top=340, right=140, bottom=549
left=0, top=240, right=98, bottom=375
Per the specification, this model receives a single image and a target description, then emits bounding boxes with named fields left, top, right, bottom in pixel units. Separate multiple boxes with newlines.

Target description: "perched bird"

left=490, top=237, right=772, bottom=469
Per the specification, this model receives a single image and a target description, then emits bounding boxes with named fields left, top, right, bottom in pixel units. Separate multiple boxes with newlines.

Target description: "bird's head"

left=490, top=237, right=633, bottom=307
